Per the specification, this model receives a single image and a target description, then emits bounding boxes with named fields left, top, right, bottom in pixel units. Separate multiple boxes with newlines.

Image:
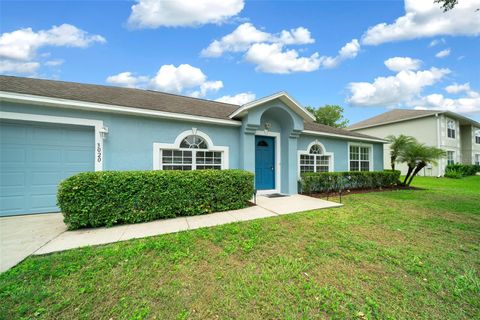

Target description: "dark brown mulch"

left=303, top=185, right=424, bottom=199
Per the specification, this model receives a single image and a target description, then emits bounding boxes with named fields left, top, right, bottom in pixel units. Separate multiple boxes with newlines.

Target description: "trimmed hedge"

left=445, top=163, right=480, bottom=178
left=58, top=170, right=254, bottom=230
left=299, top=170, right=401, bottom=193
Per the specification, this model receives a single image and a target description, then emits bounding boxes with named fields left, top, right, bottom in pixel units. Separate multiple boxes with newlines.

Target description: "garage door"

left=0, top=120, right=94, bottom=216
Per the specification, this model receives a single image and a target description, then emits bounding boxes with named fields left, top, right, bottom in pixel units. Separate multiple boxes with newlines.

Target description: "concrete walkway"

left=34, top=194, right=341, bottom=256
left=0, top=213, right=66, bottom=272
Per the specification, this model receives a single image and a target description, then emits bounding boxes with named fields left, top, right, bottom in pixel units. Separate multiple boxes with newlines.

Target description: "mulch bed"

left=303, top=185, right=424, bottom=199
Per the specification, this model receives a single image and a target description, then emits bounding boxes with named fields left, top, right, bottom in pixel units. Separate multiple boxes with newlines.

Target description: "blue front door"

left=255, top=136, right=275, bottom=190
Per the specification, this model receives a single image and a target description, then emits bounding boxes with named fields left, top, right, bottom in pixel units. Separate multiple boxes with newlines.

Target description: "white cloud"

left=190, top=80, right=224, bottom=98
left=384, top=57, right=422, bottom=72
left=0, top=60, right=40, bottom=74
left=202, top=23, right=357, bottom=73
left=435, top=48, right=451, bottom=58
left=320, top=39, right=360, bottom=69
left=0, top=24, right=105, bottom=61
left=0, top=24, right=105, bottom=75
left=106, top=71, right=149, bottom=88
left=347, top=67, right=450, bottom=107
left=428, top=38, right=446, bottom=47
left=413, top=90, right=480, bottom=114
left=128, top=0, right=244, bottom=29
left=44, top=59, right=64, bottom=67
left=245, top=43, right=321, bottom=74
left=215, top=92, right=256, bottom=105
left=201, top=23, right=314, bottom=58
left=361, top=0, right=480, bottom=45
left=106, top=64, right=223, bottom=98
left=150, top=64, right=207, bottom=93
left=445, top=82, right=471, bottom=94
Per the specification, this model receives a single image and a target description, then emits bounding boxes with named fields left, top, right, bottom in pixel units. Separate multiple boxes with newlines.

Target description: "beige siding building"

left=349, top=110, right=480, bottom=176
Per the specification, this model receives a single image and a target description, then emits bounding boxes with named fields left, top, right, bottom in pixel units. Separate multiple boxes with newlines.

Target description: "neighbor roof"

left=0, top=75, right=384, bottom=142
left=349, top=109, right=480, bottom=130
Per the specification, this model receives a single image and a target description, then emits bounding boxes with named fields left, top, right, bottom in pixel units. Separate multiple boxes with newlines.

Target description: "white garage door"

left=0, top=120, right=94, bottom=216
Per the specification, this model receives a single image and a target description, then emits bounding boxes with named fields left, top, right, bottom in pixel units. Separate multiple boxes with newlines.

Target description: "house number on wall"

left=97, top=143, right=102, bottom=163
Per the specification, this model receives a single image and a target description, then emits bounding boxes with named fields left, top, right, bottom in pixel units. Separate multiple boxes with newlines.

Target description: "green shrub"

left=444, top=171, right=463, bottom=179
left=299, top=170, right=401, bottom=193
left=445, top=164, right=480, bottom=178
left=58, top=170, right=254, bottom=230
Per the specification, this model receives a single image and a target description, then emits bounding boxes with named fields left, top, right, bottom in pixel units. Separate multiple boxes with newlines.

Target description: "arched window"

left=155, top=130, right=228, bottom=171
left=180, top=135, right=208, bottom=149
left=299, top=142, right=332, bottom=173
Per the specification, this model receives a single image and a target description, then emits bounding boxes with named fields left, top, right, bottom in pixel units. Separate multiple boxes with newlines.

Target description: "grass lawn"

left=1, top=176, right=479, bottom=319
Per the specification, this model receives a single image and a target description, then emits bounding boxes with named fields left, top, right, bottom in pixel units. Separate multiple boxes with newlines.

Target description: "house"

left=348, top=109, right=480, bottom=176
left=0, top=75, right=385, bottom=216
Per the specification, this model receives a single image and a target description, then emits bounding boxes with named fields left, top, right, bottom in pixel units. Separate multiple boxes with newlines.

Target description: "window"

left=447, top=151, right=455, bottom=165
left=299, top=143, right=331, bottom=173
left=349, top=145, right=371, bottom=171
left=475, top=154, right=480, bottom=166
left=447, top=119, right=456, bottom=139
left=156, top=132, right=226, bottom=170
left=475, top=129, right=480, bottom=144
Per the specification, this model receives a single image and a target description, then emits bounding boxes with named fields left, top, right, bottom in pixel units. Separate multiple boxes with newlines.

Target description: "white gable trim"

left=302, top=130, right=386, bottom=143
left=229, top=91, right=316, bottom=121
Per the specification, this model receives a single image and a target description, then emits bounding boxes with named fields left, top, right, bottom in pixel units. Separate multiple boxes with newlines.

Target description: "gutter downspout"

left=436, top=113, right=442, bottom=177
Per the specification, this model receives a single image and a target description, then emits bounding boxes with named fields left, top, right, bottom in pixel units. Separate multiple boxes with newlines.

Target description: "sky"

left=1, top=0, right=479, bottom=124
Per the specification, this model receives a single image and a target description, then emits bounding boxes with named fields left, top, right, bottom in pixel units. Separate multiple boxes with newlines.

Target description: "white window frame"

left=446, top=118, right=456, bottom=139
left=348, top=142, right=373, bottom=172
left=447, top=150, right=455, bottom=165
left=297, top=140, right=334, bottom=178
left=475, top=129, right=480, bottom=144
left=0, top=111, right=104, bottom=171
left=153, top=128, right=229, bottom=170
left=475, top=154, right=480, bottom=166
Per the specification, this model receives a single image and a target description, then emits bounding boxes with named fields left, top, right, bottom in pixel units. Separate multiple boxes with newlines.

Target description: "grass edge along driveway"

left=1, top=176, right=479, bottom=319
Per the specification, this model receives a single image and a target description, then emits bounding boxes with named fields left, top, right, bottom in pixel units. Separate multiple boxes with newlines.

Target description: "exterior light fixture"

left=99, top=126, right=109, bottom=139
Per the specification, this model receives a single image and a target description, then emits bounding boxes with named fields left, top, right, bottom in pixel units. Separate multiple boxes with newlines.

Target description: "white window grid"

left=161, top=149, right=222, bottom=170
left=475, top=129, right=480, bottom=144
left=447, top=120, right=456, bottom=139
left=447, top=151, right=455, bottom=165
left=350, top=145, right=370, bottom=172
left=299, top=144, right=331, bottom=173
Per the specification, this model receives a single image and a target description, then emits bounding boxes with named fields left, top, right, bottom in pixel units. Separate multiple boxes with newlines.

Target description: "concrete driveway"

left=0, top=213, right=66, bottom=273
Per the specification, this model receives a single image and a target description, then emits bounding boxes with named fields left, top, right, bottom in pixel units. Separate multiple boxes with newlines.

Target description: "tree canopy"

left=435, top=0, right=458, bottom=11
left=306, top=105, right=349, bottom=128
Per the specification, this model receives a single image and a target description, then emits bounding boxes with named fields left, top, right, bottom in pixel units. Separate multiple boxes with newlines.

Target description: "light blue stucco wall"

left=1, top=100, right=384, bottom=195
left=0, top=101, right=241, bottom=170
left=298, top=134, right=384, bottom=172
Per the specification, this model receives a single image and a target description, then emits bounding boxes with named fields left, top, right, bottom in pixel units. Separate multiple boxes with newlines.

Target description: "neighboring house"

left=0, top=75, right=385, bottom=216
left=349, top=109, right=480, bottom=177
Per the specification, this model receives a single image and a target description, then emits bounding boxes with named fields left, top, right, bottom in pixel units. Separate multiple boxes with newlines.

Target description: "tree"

left=397, top=142, right=446, bottom=186
left=434, top=0, right=458, bottom=11
left=385, top=135, right=417, bottom=171
left=306, top=105, right=349, bottom=128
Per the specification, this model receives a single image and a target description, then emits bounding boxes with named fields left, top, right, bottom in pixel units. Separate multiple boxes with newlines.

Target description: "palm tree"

left=397, top=142, right=446, bottom=186
left=385, top=135, right=417, bottom=171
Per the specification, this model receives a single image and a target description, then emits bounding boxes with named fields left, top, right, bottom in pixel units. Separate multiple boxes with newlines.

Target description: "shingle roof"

left=0, top=75, right=384, bottom=141
left=303, top=121, right=383, bottom=141
left=348, top=109, right=441, bottom=130
left=0, top=75, right=239, bottom=120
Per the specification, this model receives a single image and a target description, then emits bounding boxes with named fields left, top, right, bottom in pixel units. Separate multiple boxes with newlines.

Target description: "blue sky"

left=1, top=0, right=479, bottom=123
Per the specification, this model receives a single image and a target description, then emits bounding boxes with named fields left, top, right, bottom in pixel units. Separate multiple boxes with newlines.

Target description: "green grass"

left=1, top=176, right=479, bottom=320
